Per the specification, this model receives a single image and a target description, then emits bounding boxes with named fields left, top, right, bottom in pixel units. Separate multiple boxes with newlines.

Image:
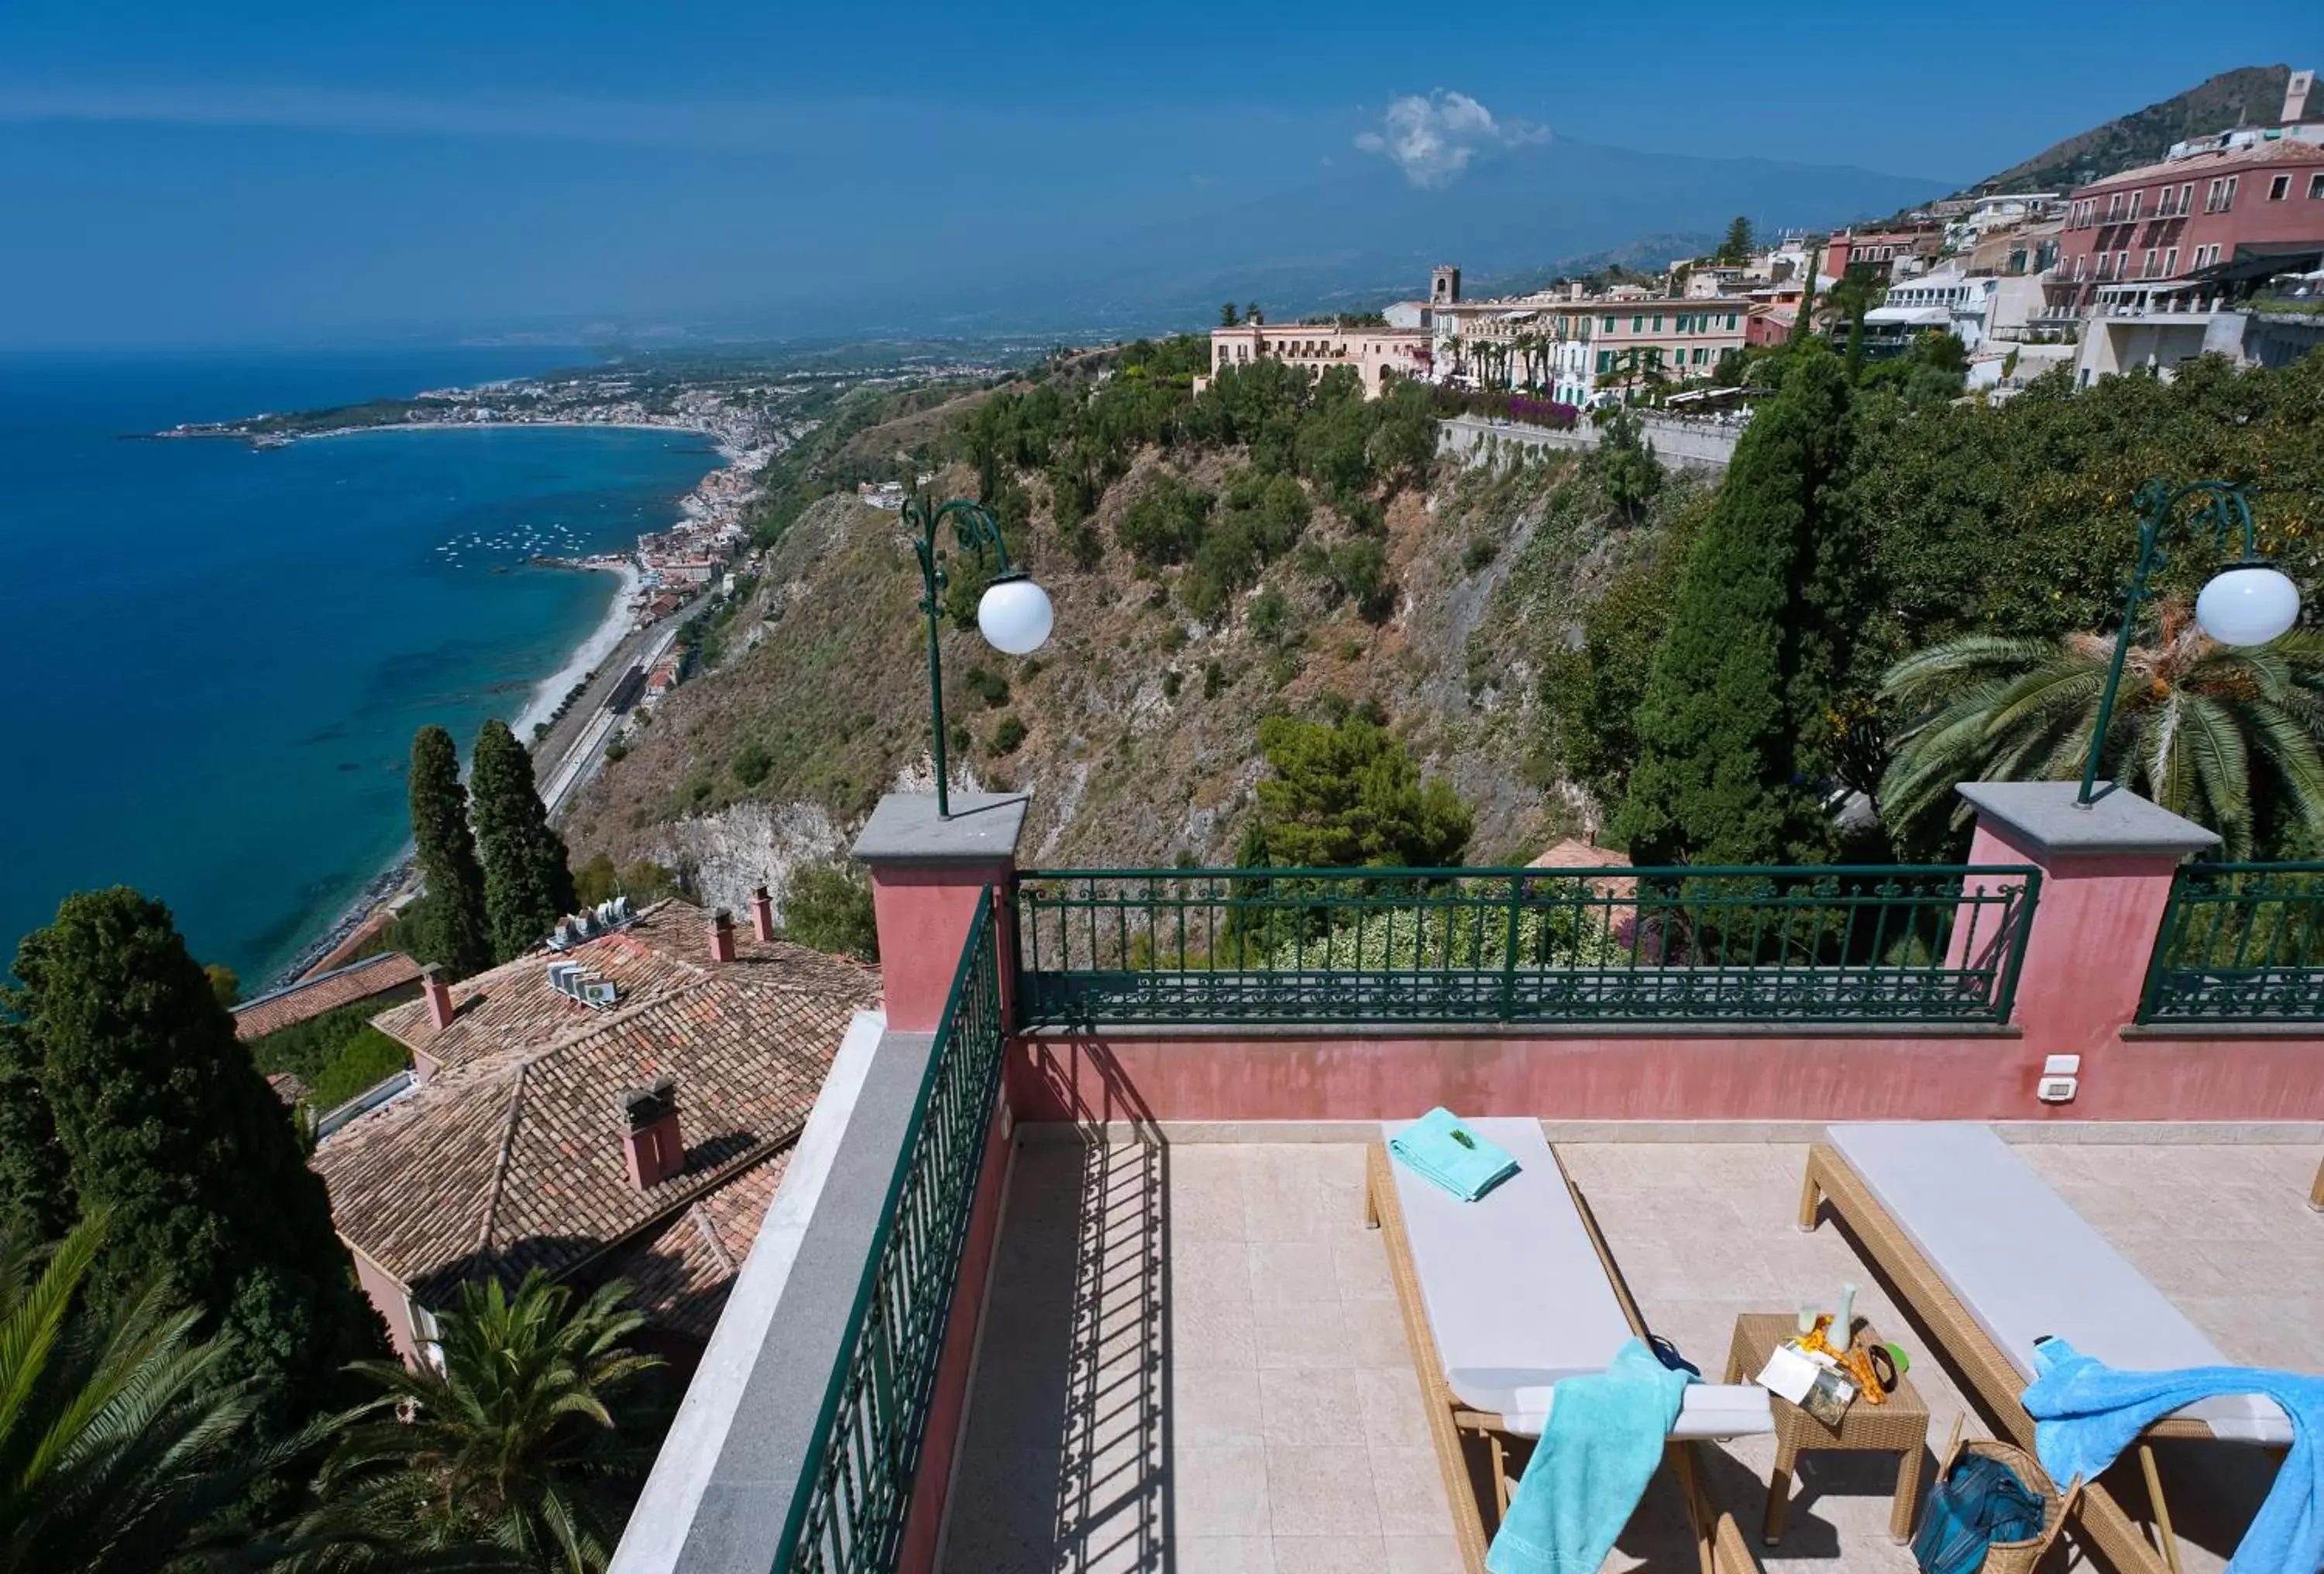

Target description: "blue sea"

left=0, top=350, right=725, bottom=988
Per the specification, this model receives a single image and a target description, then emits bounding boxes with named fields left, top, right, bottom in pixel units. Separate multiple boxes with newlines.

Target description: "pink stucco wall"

left=861, top=789, right=2324, bottom=1132
left=349, top=1246, right=424, bottom=1366
left=868, top=864, right=1012, bottom=1033
left=899, top=1095, right=1014, bottom=1574
left=1005, top=1026, right=2324, bottom=1125
left=1958, top=817, right=2181, bottom=1061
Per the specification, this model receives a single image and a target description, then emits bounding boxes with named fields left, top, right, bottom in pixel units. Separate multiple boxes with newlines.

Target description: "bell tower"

left=1430, top=265, right=1462, bottom=305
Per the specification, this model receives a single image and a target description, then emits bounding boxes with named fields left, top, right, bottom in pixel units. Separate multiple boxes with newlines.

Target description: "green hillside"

left=1975, top=64, right=2294, bottom=192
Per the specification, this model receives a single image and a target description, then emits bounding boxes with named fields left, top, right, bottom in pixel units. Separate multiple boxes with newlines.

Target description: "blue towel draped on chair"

left=2023, top=1336, right=2324, bottom=1574
left=1486, top=1338, right=1691, bottom=1574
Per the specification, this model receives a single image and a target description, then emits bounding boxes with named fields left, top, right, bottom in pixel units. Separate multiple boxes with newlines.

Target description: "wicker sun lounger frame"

left=1798, top=1142, right=2250, bottom=1574
left=1365, top=1143, right=1759, bottom=1574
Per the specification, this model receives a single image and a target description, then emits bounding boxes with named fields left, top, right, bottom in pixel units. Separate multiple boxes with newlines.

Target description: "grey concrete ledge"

left=610, top=1015, right=938, bottom=1574
left=852, top=792, right=1028, bottom=866
left=1955, top=780, right=2219, bottom=857
left=2117, top=1022, right=2324, bottom=1040
left=1013, top=1118, right=2324, bottom=1146
left=1015, top=1020, right=2021, bottom=1041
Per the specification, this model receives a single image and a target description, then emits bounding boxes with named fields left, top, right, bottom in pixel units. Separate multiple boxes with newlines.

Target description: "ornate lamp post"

left=902, top=494, right=1054, bottom=818
left=2077, top=479, right=2300, bottom=806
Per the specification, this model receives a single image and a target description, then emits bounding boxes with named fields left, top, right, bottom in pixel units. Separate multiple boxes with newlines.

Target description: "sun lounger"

left=1800, top=1122, right=2295, bottom=1574
left=1367, top=1118, right=1770, bottom=1573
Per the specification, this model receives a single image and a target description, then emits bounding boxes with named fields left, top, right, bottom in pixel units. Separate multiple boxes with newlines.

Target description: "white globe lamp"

left=978, top=574, right=1054, bottom=656
left=2195, top=564, right=2300, bottom=648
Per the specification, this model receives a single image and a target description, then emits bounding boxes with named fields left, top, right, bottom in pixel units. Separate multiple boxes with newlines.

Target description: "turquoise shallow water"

left=0, top=351, right=724, bottom=986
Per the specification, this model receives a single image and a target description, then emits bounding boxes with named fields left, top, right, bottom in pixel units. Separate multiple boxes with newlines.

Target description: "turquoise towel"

left=1389, top=1108, right=1518, bottom=1201
left=2024, top=1337, right=2324, bottom=1574
left=1487, top=1337, right=1691, bottom=1574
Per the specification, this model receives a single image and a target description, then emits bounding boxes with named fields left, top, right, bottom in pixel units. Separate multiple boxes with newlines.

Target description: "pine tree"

left=470, top=719, right=579, bottom=963
left=1252, top=716, right=1473, bottom=868
left=407, top=725, right=493, bottom=978
left=1613, top=341, right=1865, bottom=865
left=11, top=888, right=386, bottom=1431
left=1716, top=215, right=1755, bottom=265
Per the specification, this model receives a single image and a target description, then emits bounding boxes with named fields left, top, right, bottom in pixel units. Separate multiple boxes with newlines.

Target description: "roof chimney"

left=421, top=966, right=455, bottom=1030
left=709, top=907, right=737, bottom=964
left=619, top=1076, right=684, bottom=1190
left=750, top=884, right=776, bottom=943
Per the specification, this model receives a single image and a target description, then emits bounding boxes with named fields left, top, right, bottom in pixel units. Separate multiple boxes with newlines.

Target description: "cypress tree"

left=1613, top=341, right=1864, bottom=866
left=408, top=724, right=493, bottom=978
left=0, top=1010, right=75, bottom=1244
left=12, top=888, right=385, bottom=1423
left=470, top=718, right=579, bottom=962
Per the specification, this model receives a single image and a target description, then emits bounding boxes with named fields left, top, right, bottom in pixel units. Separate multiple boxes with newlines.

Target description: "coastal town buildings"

left=1819, top=223, right=1944, bottom=279
left=2051, top=123, right=2324, bottom=383
left=312, top=897, right=878, bottom=1366
left=1215, top=70, right=2324, bottom=411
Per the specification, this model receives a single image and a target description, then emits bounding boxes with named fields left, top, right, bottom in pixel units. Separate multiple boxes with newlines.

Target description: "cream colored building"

left=1198, top=323, right=1432, bottom=399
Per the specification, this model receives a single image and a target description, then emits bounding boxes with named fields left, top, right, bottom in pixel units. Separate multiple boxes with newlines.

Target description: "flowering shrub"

left=1432, top=387, right=1580, bottom=431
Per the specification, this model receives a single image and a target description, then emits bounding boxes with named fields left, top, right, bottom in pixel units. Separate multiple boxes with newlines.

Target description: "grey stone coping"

left=851, top=792, right=1028, bottom=867
left=1954, top=780, right=2219, bottom=857
left=609, top=1015, right=944, bottom=1574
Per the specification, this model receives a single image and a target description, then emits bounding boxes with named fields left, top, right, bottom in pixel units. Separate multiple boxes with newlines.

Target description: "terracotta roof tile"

left=370, top=899, right=876, bottom=1074
left=1527, top=839, right=1638, bottom=902
left=315, top=904, right=878, bottom=1327
left=234, top=952, right=425, bottom=1040
left=607, top=1153, right=789, bottom=1339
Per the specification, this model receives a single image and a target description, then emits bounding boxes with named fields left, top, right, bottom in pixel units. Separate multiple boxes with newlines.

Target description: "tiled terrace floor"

left=940, top=1132, right=2324, bottom=1574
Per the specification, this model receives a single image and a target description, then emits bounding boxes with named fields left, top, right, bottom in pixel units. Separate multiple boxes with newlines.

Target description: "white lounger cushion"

left=1828, top=1122, right=2291, bottom=1445
left=1490, top=1380, right=1776, bottom=1441
left=1384, top=1118, right=1772, bottom=1440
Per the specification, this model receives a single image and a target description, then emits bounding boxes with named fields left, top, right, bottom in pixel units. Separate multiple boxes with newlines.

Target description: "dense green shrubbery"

left=779, top=864, right=880, bottom=961
left=955, top=343, right=1436, bottom=620
left=1117, top=473, right=1215, bottom=565
left=251, top=1000, right=414, bottom=1111
left=961, top=664, right=1011, bottom=708
left=1261, top=899, right=1623, bottom=971
left=1550, top=344, right=2324, bottom=861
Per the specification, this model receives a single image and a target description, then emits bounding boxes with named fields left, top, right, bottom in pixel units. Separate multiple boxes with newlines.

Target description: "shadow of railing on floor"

left=1009, top=1040, right=1174, bottom=1573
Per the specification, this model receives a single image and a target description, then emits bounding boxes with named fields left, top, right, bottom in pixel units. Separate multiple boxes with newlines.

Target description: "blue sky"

left=1, top=2, right=2315, bottom=348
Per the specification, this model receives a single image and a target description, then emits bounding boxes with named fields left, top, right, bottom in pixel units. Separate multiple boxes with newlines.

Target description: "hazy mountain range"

left=530, top=64, right=2295, bottom=347
left=700, top=135, right=1955, bottom=342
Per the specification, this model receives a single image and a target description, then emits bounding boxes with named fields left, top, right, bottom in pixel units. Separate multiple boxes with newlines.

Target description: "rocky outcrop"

left=645, top=799, right=851, bottom=919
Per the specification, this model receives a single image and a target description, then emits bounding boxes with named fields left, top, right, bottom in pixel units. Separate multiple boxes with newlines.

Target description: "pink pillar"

left=1952, top=781, right=2218, bottom=1071
left=852, top=792, right=1027, bottom=1033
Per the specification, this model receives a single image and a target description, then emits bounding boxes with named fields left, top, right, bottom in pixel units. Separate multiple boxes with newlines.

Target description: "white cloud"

left=1354, top=91, right=1546, bottom=187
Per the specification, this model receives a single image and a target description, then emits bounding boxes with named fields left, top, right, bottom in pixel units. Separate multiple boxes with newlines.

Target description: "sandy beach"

left=514, top=560, right=642, bottom=738
left=250, top=405, right=763, bottom=991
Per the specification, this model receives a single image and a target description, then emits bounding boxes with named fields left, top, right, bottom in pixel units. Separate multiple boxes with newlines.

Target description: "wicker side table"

left=1722, top=1311, right=1931, bottom=1545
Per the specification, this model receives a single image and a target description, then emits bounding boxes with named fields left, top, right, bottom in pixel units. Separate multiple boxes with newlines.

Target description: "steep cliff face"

left=561, top=397, right=1695, bottom=908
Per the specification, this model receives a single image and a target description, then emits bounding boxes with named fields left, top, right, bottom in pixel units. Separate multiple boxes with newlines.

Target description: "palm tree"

left=1879, top=601, right=2324, bottom=857
left=0, top=1215, right=279, bottom=1573
left=299, top=1273, right=662, bottom=1574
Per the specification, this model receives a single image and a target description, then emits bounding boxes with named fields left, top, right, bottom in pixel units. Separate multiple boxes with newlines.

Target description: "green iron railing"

left=1012, top=864, right=2040, bottom=1027
left=773, top=890, right=1006, bottom=1574
left=2140, top=861, right=2324, bottom=1022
